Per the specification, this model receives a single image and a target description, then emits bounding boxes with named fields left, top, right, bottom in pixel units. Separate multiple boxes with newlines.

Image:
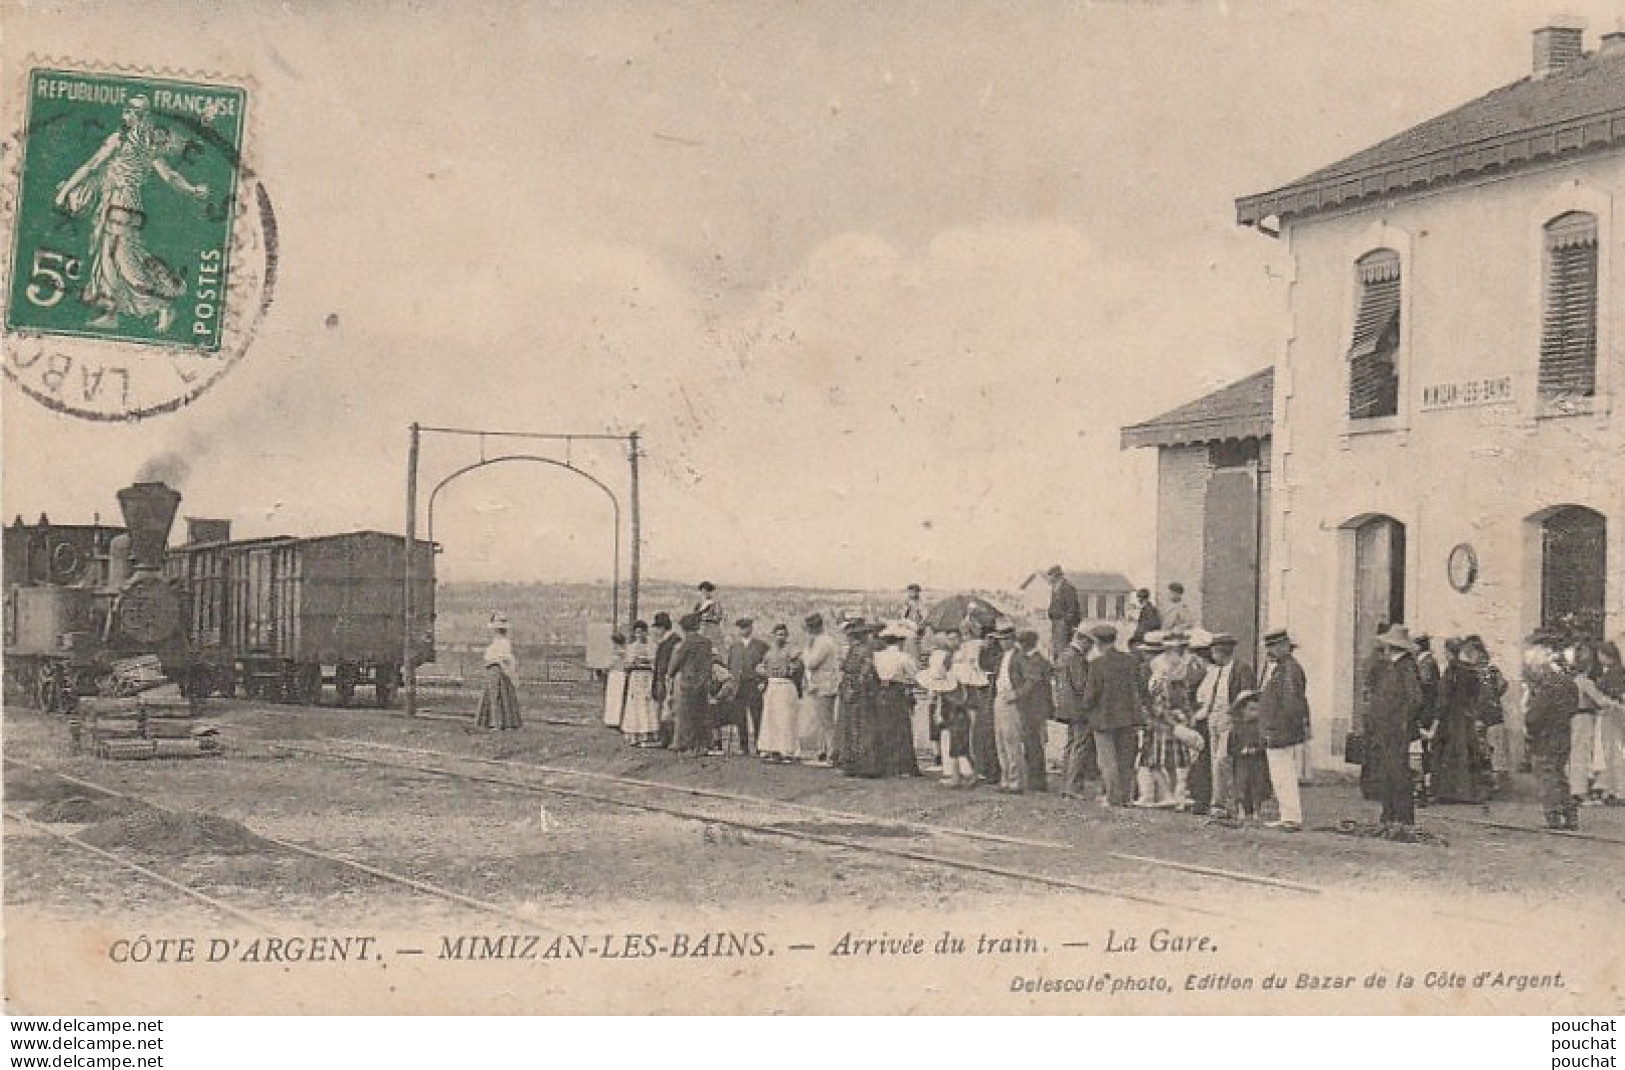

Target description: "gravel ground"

left=6, top=688, right=1623, bottom=931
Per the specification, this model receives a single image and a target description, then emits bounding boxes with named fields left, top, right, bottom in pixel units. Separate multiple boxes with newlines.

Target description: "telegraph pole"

left=628, top=431, right=641, bottom=631
left=404, top=422, right=420, bottom=718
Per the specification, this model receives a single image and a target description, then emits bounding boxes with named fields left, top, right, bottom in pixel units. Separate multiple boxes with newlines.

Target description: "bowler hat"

left=652, top=611, right=673, bottom=628
left=735, top=617, right=754, bottom=628
left=1089, top=624, right=1118, bottom=643
left=1262, top=628, right=1294, bottom=647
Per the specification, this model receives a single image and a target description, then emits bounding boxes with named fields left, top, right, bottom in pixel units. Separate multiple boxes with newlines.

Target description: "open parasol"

left=923, top=594, right=1005, bottom=633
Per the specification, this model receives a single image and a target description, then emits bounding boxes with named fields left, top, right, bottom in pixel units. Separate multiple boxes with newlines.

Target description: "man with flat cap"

left=1045, top=566, right=1082, bottom=662
left=1055, top=625, right=1098, bottom=799
left=650, top=612, right=681, bottom=748
left=900, top=584, right=926, bottom=629
left=726, top=617, right=768, bottom=755
left=1523, top=630, right=1580, bottom=830
left=798, top=612, right=840, bottom=764
left=1081, top=623, right=1145, bottom=806
left=1363, top=624, right=1423, bottom=837
left=1258, top=628, right=1311, bottom=831
left=667, top=613, right=716, bottom=756
left=1192, top=632, right=1256, bottom=817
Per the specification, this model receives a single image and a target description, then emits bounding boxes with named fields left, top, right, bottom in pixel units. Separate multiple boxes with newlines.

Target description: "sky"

left=4, top=0, right=1622, bottom=591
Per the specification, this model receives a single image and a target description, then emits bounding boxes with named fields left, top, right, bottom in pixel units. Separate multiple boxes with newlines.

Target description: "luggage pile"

left=74, top=692, right=222, bottom=760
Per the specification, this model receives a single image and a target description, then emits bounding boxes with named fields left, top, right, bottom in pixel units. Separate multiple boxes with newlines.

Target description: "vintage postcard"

left=2, top=0, right=1623, bottom=1016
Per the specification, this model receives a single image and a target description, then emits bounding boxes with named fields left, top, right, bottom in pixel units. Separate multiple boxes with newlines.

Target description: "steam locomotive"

left=4, top=481, right=437, bottom=712
left=2, top=483, right=192, bottom=711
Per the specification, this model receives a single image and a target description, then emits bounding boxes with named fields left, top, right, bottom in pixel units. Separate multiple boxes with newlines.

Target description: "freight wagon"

left=167, top=531, right=436, bottom=706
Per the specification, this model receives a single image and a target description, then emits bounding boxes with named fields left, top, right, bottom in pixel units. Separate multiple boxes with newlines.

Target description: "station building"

left=1231, top=24, right=1625, bottom=768
left=1120, top=369, right=1274, bottom=660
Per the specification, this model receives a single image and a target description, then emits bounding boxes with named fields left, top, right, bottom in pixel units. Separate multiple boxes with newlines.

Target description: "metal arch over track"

left=403, top=423, right=643, bottom=718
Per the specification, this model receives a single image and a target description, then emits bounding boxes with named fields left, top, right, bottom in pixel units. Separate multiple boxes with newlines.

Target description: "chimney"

left=1533, top=22, right=1585, bottom=78
left=115, top=482, right=181, bottom=573
left=186, top=517, right=232, bottom=544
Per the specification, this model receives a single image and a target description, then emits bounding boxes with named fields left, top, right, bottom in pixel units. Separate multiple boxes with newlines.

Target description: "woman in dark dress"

left=838, top=622, right=882, bottom=777
left=667, top=614, right=716, bottom=756
left=871, top=624, right=924, bottom=777
left=1433, top=640, right=1487, bottom=803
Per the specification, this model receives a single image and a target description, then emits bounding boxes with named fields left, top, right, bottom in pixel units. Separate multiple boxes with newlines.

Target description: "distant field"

left=433, top=579, right=1034, bottom=649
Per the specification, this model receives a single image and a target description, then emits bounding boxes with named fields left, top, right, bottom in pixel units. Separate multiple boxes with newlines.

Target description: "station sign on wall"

left=1419, top=375, right=1514, bottom=411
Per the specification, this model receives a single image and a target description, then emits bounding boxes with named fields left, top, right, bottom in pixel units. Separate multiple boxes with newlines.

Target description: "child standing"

left=1228, top=690, right=1270, bottom=823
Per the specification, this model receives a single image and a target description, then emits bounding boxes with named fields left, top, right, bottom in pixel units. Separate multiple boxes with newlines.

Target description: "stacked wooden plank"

left=80, top=693, right=222, bottom=761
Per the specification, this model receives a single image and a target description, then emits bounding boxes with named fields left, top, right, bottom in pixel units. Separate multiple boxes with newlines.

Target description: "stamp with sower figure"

left=2, top=66, right=275, bottom=421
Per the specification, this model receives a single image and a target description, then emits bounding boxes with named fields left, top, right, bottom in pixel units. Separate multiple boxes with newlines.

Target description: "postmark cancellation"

left=1, top=64, right=274, bottom=421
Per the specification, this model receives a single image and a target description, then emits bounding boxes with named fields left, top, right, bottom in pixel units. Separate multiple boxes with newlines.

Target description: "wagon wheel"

left=374, top=664, right=400, bottom=709
left=335, top=663, right=358, bottom=707
left=36, top=667, right=60, bottom=713
left=188, top=664, right=214, bottom=703
left=18, top=664, right=43, bottom=710
left=276, top=664, right=301, bottom=704
left=298, top=664, right=324, bottom=705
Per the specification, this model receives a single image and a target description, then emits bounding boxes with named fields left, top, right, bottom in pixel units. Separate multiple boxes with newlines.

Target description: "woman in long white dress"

left=619, top=622, right=662, bottom=745
left=475, top=612, right=522, bottom=730
left=602, top=633, right=628, bottom=729
left=756, top=624, right=801, bottom=761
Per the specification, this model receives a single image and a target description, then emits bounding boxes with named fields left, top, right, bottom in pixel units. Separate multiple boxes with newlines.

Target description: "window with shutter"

left=1539, top=212, right=1598, bottom=401
left=1348, top=250, right=1401, bottom=420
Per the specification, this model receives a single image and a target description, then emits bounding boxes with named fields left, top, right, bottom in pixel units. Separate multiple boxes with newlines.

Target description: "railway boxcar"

left=167, top=531, right=435, bottom=706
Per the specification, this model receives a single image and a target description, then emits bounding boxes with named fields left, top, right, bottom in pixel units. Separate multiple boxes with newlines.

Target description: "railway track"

left=1423, top=808, right=1625, bottom=847
left=5, top=809, right=278, bottom=932
left=331, top=737, right=1328, bottom=893
left=273, top=737, right=1326, bottom=915
left=5, top=760, right=544, bottom=926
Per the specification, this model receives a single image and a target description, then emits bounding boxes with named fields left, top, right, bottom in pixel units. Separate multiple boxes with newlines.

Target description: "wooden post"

left=404, top=422, right=420, bottom=717
left=628, top=431, right=641, bottom=631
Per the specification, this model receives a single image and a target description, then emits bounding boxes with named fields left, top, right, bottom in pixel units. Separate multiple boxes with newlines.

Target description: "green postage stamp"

left=2, top=67, right=274, bottom=420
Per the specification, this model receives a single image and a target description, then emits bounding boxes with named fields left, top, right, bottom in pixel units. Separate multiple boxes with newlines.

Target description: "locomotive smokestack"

left=116, top=482, right=181, bottom=573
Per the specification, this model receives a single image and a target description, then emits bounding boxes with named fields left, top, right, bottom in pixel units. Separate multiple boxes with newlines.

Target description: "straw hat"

left=1376, top=623, right=1418, bottom=653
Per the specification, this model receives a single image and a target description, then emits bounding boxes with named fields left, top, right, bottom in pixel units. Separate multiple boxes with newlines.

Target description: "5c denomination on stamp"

left=2, top=65, right=275, bottom=420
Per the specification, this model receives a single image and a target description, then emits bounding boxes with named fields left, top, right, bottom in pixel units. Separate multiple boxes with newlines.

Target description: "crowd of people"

left=474, top=573, right=1625, bottom=839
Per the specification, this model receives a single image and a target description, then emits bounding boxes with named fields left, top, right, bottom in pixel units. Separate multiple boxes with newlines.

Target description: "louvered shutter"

left=1348, top=251, right=1401, bottom=419
left=1540, top=214, right=1598, bottom=399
